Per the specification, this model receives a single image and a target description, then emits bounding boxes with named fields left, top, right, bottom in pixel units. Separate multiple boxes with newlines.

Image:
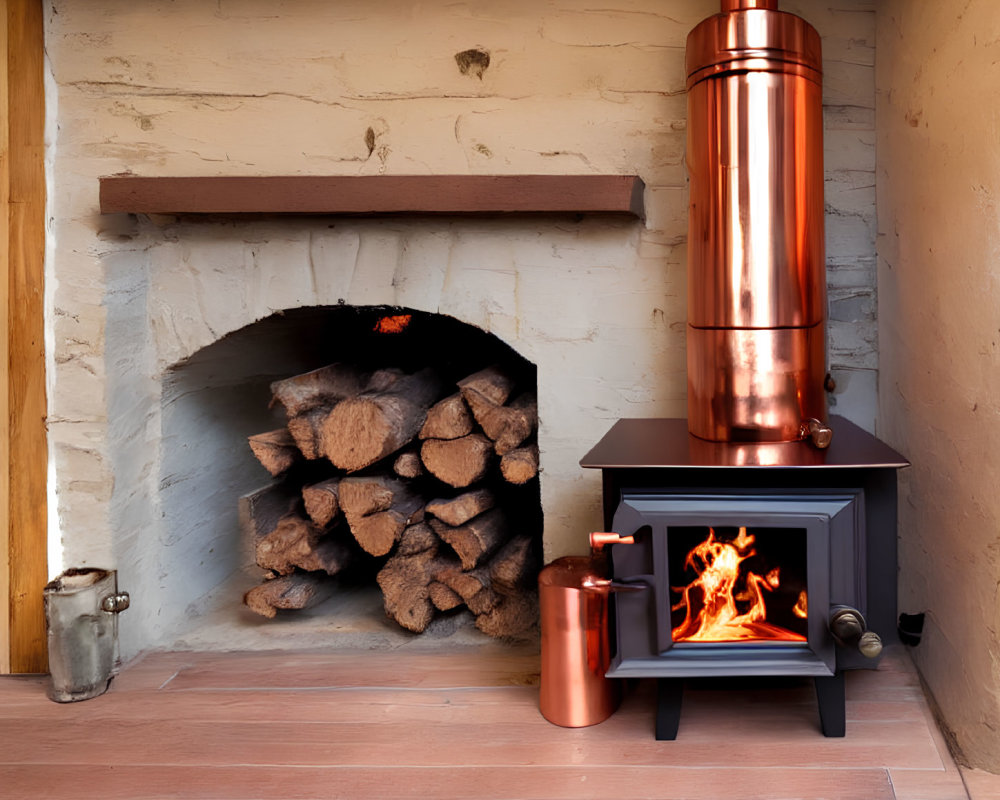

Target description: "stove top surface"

left=579, top=417, right=909, bottom=470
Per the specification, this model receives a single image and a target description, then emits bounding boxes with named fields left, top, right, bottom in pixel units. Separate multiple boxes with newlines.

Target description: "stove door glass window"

left=668, top=526, right=808, bottom=643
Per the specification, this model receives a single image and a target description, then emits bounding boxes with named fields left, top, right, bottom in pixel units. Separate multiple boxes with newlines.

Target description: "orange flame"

left=793, top=590, right=808, bottom=619
left=671, top=527, right=807, bottom=643
left=373, top=314, right=412, bottom=334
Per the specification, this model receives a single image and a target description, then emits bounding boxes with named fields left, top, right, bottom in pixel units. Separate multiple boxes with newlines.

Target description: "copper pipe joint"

left=721, top=0, right=778, bottom=10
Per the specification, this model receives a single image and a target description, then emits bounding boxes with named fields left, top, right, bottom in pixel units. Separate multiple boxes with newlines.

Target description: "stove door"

left=607, top=490, right=864, bottom=679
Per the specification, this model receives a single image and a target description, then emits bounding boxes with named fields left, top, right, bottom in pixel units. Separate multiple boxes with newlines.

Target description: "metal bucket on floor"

left=44, top=568, right=130, bottom=703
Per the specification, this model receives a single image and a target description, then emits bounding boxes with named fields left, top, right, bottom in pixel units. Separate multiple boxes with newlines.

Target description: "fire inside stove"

left=669, top=526, right=808, bottom=643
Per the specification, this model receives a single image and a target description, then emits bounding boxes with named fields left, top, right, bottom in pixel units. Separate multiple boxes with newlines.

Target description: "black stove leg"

left=655, top=679, right=683, bottom=740
left=814, top=672, right=846, bottom=737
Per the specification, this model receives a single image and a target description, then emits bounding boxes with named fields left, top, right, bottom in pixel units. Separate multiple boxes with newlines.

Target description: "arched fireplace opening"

left=154, top=305, right=541, bottom=650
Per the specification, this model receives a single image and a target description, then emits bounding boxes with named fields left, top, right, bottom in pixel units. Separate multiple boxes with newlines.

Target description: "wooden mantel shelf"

left=99, top=175, right=646, bottom=219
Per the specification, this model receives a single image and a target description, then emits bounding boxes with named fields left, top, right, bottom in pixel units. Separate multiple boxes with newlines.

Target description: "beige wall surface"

left=44, top=0, right=877, bottom=655
left=877, top=0, right=1000, bottom=772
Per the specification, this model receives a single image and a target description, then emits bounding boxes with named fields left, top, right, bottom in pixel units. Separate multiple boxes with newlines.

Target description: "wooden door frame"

left=3, top=0, right=47, bottom=675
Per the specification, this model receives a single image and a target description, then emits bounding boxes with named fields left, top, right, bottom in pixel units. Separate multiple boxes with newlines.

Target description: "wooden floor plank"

left=0, top=714, right=945, bottom=770
left=891, top=768, right=971, bottom=800
left=0, top=764, right=897, bottom=800
left=961, top=767, right=1000, bottom=800
left=158, top=646, right=541, bottom=691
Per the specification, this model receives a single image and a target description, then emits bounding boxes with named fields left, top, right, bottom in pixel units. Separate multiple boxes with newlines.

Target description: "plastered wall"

left=45, top=0, right=877, bottom=655
left=877, top=0, right=1000, bottom=772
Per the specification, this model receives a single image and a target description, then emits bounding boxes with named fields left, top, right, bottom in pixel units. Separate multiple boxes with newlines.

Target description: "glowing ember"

left=373, top=314, right=413, bottom=334
left=671, top=527, right=807, bottom=643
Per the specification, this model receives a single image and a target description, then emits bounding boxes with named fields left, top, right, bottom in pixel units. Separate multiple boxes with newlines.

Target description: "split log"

left=462, top=390, right=537, bottom=456
left=429, top=507, right=508, bottom=571
left=500, top=443, right=540, bottom=485
left=321, top=368, right=445, bottom=472
left=393, top=451, right=424, bottom=479
left=428, top=581, right=464, bottom=611
left=474, top=589, right=539, bottom=639
left=255, top=513, right=352, bottom=576
left=248, top=429, right=300, bottom=476
left=287, top=406, right=330, bottom=460
left=347, top=509, right=424, bottom=557
left=457, top=365, right=516, bottom=406
left=395, top=522, right=440, bottom=556
left=420, top=433, right=493, bottom=488
left=419, top=393, right=474, bottom=440
left=340, top=475, right=425, bottom=556
left=244, top=573, right=335, bottom=619
left=426, top=488, right=496, bottom=527
left=302, top=478, right=341, bottom=527
left=270, top=363, right=367, bottom=417
left=376, top=544, right=460, bottom=633
left=437, top=566, right=500, bottom=615
left=238, top=482, right=300, bottom=542
left=488, top=534, right=537, bottom=593
left=339, top=475, right=406, bottom=518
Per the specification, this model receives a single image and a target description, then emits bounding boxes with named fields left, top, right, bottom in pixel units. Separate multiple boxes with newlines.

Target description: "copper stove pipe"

left=686, top=0, right=829, bottom=444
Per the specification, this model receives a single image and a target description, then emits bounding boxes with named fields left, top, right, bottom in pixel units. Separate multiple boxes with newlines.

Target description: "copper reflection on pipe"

left=686, top=1, right=828, bottom=443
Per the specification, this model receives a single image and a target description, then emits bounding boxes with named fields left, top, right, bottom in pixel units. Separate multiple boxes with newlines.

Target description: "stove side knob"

left=830, top=606, right=882, bottom=659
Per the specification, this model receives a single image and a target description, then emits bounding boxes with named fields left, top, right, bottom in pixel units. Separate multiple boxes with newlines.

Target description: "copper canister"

left=686, top=0, right=828, bottom=443
left=538, top=533, right=633, bottom=728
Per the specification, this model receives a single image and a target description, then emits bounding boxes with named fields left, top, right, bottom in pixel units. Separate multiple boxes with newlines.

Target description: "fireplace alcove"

left=136, top=304, right=541, bottom=652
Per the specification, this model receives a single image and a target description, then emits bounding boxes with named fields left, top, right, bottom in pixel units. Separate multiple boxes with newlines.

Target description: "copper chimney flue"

left=686, top=0, right=830, bottom=445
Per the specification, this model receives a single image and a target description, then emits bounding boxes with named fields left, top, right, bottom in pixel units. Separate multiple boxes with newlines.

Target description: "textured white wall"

left=877, top=0, right=1000, bottom=772
left=45, top=0, right=877, bottom=656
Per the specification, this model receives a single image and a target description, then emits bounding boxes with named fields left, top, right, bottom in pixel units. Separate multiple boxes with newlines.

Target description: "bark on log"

left=457, top=365, right=516, bottom=406
left=420, top=433, right=493, bottom=488
left=376, top=545, right=460, bottom=633
left=426, top=488, right=496, bottom=527
left=429, top=507, right=508, bottom=570
left=244, top=573, right=335, bottom=619
left=419, top=393, right=474, bottom=440
left=474, top=589, right=539, bottom=639
left=392, top=450, right=424, bottom=479
left=287, top=406, right=330, bottom=460
left=270, top=363, right=367, bottom=417
left=248, top=429, right=300, bottom=477
left=500, top=444, right=540, bottom=485
left=255, top=513, right=352, bottom=576
left=462, top=389, right=537, bottom=456
left=302, top=478, right=341, bottom=528
left=321, top=368, right=445, bottom=471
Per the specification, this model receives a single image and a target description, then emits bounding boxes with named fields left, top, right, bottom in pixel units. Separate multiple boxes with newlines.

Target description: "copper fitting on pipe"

left=721, top=0, right=777, bottom=9
left=685, top=0, right=830, bottom=445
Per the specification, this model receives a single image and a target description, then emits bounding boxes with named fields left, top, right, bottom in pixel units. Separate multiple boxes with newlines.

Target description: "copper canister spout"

left=686, top=0, right=830, bottom=445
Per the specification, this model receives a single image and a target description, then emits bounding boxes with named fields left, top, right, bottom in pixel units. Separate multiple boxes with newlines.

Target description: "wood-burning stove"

left=580, top=417, right=908, bottom=738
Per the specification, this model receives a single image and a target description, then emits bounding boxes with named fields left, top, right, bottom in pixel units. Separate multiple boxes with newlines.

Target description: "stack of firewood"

left=241, top=362, right=540, bottom=639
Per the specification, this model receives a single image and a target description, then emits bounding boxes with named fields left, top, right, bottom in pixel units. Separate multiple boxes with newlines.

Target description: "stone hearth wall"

left=45, top=0, right=877, bottom=657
